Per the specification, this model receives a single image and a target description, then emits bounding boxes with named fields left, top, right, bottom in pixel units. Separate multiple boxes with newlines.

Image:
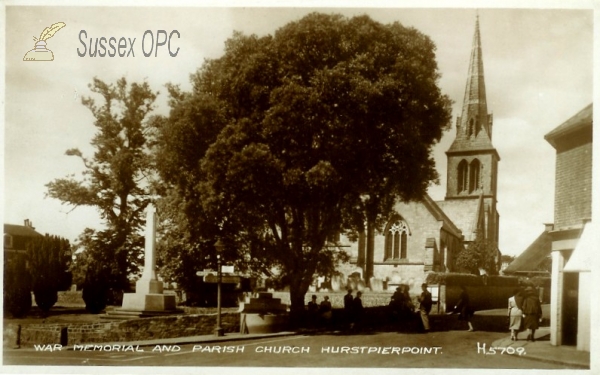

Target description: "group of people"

left=389, top=283, right=435, bottom=333
left=344, top=289, right=363, bottom=330
left=305, top=283, right=542, bottom=338
left=306, top=294, right=333, bottom=327
left=305, top=290, right=366, bottom=330
left=389, top=284, right=414, bottom=320
left=508, top=285, right=543, bottom=342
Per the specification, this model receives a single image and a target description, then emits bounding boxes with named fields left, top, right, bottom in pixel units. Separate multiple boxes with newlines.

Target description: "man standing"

left=319, top=295, right=333, bottom=328
left=344, top=288, right=353, bottom=329
left=418, top=283, right=433, bottom=332
left=351, top=291, right=364, bottom=330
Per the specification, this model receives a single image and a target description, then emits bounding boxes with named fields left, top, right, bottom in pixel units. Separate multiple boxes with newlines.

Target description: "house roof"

left=545, top=103, right=593, bottom=148
left=4, top=223, right=43, bottom=238
left=503, top=229, right=552, bottom=274
left=435, top=198, right=481, bottom=241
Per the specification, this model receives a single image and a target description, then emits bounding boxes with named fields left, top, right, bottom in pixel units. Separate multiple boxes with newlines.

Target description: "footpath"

left=490, top=326, right=590, bottom=369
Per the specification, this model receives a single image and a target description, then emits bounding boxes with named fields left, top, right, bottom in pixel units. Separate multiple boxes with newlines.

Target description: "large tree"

left=46, top=77, right=157, bottom=305
left=194, top=13, right=451, bottom=319
left=150, top=85, right=237, bottom=299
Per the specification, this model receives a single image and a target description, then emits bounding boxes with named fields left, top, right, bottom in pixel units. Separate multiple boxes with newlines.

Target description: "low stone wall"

left=6, top=312, right=240, bottom=348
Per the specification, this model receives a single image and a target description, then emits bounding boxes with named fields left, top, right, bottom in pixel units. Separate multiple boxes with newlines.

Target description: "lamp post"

left=214, top=239, right=225, bottom=337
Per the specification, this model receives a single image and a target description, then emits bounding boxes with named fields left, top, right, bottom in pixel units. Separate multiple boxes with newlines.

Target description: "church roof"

left=421, top=194, right=463, bottom=238
left=435, top=199, right=481, bottom=241
left=503, top=229, right=552, bottom=274
left=447, top=128, right=497, bottom=154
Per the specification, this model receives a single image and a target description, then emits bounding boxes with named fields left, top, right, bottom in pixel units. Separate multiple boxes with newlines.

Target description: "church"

left=337, top=17, right=501, bottom=291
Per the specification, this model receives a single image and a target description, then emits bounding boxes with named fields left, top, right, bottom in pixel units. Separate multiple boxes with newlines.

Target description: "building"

left=544, top=103, right=592, bottom=352
left=4, top=219, right=43, bottom=257
left=502, top=223, right=553, bottom=277
left=337, top=17, right=501, bottom=291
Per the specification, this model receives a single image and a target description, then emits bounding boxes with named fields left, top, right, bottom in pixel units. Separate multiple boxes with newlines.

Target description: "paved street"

left=4, top=330, right=569, bottom=369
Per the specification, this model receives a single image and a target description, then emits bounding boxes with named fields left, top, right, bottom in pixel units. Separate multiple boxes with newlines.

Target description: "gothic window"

left=385, top=220, right=409, bottom=261
left=469, top=159, right=481, bottom=193
left=475, top=119, right=481, bottom=135
left=458, top=160, right=468, bottom=193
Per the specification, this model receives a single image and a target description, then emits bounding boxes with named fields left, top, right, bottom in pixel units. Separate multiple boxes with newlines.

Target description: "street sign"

left=202, top=273, right=241, bottom=284
left=222, top=265, right=234, bottom=273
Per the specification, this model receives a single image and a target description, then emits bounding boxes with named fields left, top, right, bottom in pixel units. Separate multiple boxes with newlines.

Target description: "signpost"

left=213, top=240, right=225, bottom=337
left=203, top=273, right=241, bottom=284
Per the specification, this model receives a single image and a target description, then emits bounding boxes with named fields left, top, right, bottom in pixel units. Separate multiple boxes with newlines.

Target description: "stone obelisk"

left=120, top=203, right=177, bottom=314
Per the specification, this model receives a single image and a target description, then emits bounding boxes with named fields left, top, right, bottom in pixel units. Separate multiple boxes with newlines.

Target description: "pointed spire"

left=448, top=14, right=495, bottom=153
left=461, top=14, right=489, bottom=136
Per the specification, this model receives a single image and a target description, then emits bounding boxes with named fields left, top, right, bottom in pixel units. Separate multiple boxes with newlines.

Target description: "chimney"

left=24, top=219, right=35, bottom=229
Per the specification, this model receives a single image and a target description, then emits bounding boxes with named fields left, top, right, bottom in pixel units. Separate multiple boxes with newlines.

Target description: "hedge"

left=425, top=272, right=549, bottom=288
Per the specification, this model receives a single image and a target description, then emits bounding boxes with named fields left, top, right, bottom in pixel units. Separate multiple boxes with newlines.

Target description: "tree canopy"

left=455, top=236, right=500, bottom=276
left=156, top=13, right=453, bottom=317
left=46, top=77, right=157, bottom=304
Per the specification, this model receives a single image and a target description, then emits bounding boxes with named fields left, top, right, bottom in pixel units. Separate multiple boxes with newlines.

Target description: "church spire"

left=448, top=15, right=495, bottom=153
left=446, top=15, right=500, bottom=202
left=460, top=15, right=491, bottom=139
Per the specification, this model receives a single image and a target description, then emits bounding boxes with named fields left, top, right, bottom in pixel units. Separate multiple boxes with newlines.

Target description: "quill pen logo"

left=23, top=22, right=66, bottom=61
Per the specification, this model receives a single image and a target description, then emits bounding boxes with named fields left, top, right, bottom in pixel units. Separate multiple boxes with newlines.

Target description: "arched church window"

left=475, top=119, right=481, bottom=135
left=385, top=220, right=409, bottom=261
left=458, top=160, right=468, bottom=193
left=469, top=159, right=481, bottom=193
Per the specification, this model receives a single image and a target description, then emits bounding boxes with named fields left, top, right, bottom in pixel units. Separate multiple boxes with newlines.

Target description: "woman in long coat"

left=507, top=288, right=523, bottom=341
left=521, top=286, right=542, bottom=342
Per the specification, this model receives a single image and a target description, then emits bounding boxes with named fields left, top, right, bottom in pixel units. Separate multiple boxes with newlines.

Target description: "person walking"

left=507, top=288, right=523, bottom=341
left=454, top=285, right=474, bottom=332
left=521, top=286, right=542, bottom=342
left=417, top=283, right=433, bottom=333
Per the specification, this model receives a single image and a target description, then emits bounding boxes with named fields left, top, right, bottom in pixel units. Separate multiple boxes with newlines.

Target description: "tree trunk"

left=288, top=275, right=308, bottom=329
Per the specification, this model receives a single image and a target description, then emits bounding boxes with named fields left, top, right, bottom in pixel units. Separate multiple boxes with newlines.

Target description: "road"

left=3, top=330, right=567, bottom=369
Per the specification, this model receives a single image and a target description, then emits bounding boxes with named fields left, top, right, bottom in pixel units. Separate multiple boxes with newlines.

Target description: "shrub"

left=82, top=281, right=108, bottom=314
left=425, top=272, right=482, bottom=286
left=27, top=234, right=72, bottom=313
left=3, top=255, right=32, bottom=318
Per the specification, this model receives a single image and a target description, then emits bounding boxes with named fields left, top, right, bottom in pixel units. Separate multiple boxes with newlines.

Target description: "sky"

left=2, top=3, right=595, bottom=259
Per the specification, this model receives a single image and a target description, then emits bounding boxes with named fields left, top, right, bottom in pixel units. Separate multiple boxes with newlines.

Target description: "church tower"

left=445, top=16, right=500, bottom=245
